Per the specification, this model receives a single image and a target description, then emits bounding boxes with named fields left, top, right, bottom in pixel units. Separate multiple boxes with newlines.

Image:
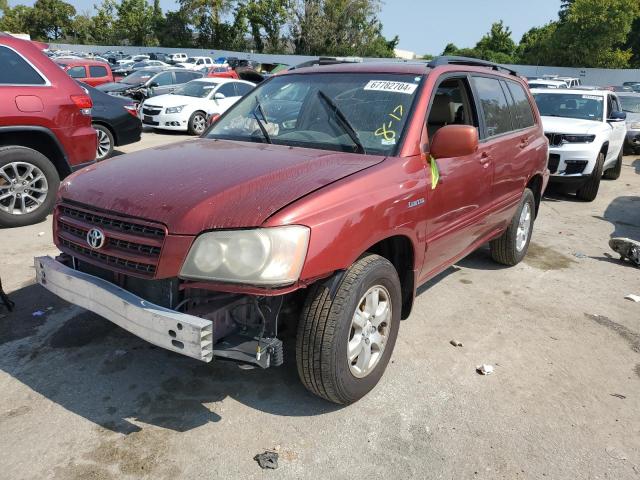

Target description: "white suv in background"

left=531, top=88, right=626, bottom=201
left=177, top=56, right=214, bottom=70
left=167, top=53, right=187, bottom=64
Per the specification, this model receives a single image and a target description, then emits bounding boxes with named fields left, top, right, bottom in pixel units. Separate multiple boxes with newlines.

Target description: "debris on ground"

left=605, top=446, right=628, bottom=461
left=254, top=451, right=279, bottom=469
left=450, top=340, right=463, bottom=347
left=476, top=364, right=494, bottom=375
left=610, top=393, right=626, bottom=399
left=609, top=237, right=640, bottom=267
left=573, top=252, right=587, bottom=258
left=37, top=232, right=45, bottom=237
left=624, top=294, right=640, bottom=303
left=31, top=310, right=45, bottom=317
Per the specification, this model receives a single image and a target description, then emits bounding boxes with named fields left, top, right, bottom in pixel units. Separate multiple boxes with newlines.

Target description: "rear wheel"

left=0, top=146, right=59, bottom=228
left=576, top=152, right=604, bottom=201
left=187, top=111, right=207, bottom=135
left=603, top=149, right=622, bottom=180
left=296, top=254, right=401, bottom=404
left=94, top=124, right=114, bottom=161
left=490, top=188, right=535, bottom=266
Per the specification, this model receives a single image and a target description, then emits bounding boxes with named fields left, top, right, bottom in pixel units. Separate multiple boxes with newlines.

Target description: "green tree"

left=0, top=0, right=8, bottom=12
left=475, top=20, right=516, bottom=62
left=115, top=0, right=157, bottom=46
left=0, top=5, right=34, bottom=34
left=92, top=0, right=118, bottom=45
left=177, top=0, right=232, bottom=48
left=517, top=23, right=557, bottom=65
left=69, top=13, right=95, bottom=43
left=30, top=0, right=76, bottom=40
left=158, top=9, right=193, bottom=47
left=244, top=0, right=289, bottom=53
left=548, top=0, right=639, bottom=67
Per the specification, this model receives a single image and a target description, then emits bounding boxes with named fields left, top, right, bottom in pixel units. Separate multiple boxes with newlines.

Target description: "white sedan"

left=139, top=78, right=255, bottom=135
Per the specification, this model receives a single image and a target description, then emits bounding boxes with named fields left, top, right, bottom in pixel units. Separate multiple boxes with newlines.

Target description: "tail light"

left=70, top=94, right=92, bottom=115
left=124, top=104, right=138, bottom=118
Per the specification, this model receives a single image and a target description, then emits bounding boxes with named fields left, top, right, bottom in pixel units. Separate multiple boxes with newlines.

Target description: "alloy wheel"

left=96, top=128, right=112, bottom=160
left=0, top=162, right=49, bottom=215
left=516, top=203, right=532, bottom=252
left=347, top=285, right=392, bottom=378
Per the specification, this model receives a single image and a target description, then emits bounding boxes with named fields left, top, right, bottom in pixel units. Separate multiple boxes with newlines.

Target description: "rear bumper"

left=34, top=256, right=214, bottom=362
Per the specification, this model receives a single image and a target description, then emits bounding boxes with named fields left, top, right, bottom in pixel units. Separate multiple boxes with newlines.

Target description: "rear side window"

left=0, top=46, right=46, bottom=85
left=89, top=65, right=108, bottom=77
left=472, top=76, right=512, bottom=138
left=67, top=66, right=87, bottom=79
left=506, top=81, right=535, bottom=129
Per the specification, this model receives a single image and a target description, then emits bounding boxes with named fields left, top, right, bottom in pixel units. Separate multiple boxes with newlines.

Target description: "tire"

left=94, top=124, right=114, bottom=161
left=603, top=149, right=622, bottom=180
left=187, top=111, right=207, bottom=135
left=0, top=146, right=60, bottom=228
left=576, top=152, right=604, bottom=201
left=490, top=188, right=536, bottom=266
left=296, top=254, right=402, bottom=404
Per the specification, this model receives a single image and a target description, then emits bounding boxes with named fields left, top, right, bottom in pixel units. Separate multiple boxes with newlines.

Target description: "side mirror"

left=608, top=111, right=626, bottom=122
left=429, top=125, right=479, bottom=159
left=214, top=92, right=226, bottom=100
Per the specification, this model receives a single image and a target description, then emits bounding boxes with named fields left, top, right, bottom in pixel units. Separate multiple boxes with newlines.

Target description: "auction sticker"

left=582, top=95, right=602, bottom=101
left=364, top=80, right=418, bottom=95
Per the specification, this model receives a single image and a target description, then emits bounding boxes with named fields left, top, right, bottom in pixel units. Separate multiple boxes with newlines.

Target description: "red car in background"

left=203, top=66, right=239, bottom=79
left=56, top=58, right=114, bottom=86
left=0, top=34, right=97, bottom=227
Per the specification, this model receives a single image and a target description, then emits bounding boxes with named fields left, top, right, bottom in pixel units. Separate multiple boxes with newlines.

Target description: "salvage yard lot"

left=1, top=130, right=640, bottom=479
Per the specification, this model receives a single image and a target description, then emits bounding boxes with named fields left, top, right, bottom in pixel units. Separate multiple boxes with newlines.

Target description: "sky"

left=7, top=0, right=563, bottom=54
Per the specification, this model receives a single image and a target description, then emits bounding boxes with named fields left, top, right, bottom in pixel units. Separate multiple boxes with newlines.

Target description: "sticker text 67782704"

left=364, top=80, right=418, bottom=95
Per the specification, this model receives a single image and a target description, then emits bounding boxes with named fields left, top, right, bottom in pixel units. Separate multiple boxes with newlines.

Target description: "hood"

left=144, top=94, right=201, bottom=108
left=540, top=115, right=603, bottom=134
left=625, top=112, right=640, bottom=125
left=96, top=82, right=141, bottom=93
left=60, top=139, right=386, bottom=234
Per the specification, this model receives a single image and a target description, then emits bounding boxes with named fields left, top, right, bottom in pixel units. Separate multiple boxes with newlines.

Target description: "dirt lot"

left=1, top=131, right=639, bottom=479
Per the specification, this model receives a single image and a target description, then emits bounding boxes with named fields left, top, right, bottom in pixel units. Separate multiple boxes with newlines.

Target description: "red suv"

left=55, top=58, right=114, bottom=87
left=0, top=34, right=97, bottom=228
left=36, top=58, right=548, bottom=404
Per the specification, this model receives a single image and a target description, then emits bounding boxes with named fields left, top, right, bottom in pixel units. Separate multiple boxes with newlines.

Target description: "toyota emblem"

left=86, top=228, right=106, bottom=249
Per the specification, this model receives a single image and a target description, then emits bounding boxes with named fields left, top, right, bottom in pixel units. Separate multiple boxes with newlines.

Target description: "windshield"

left=173, top=81, right=218, bottom=98
left=533, top=92, right=604, bottom=121
left=206, top=73, right=421, bottom=155
left=121, top=70, right=156, bottom=84
left=184, top=58, right=195, bottom=63
left=618, top=95, right=640, bottom=113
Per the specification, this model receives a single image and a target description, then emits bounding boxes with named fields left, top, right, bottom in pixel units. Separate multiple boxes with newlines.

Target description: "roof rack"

left=427, top=56, right=518, bottom=76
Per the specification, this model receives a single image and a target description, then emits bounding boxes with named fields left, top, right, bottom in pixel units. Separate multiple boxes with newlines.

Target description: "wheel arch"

left=363, top=235, right=416, bottom=320
left=526, top=174, right=543, bottom=218
left=0, top=127, right=71, bottom=178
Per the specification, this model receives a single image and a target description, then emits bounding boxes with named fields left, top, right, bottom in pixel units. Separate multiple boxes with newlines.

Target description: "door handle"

left=479, top=152, right=490, bottom=164
left=519, top=138, right=529, bottom=149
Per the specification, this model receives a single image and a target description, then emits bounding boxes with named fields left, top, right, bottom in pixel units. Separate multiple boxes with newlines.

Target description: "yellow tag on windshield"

left=430, top=156, right=440, bottom=190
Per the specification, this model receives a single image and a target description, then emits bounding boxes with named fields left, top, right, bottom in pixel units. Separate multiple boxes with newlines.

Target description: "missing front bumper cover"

left=34, top=256, right=283, bottom=368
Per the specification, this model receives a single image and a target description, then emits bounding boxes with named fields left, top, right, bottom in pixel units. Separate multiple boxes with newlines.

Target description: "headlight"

left=561, top=134, right=595, bottom=143
left=166, top=105, right=186, bottom=114
left=180, top=226, right=310, bottom=286
left=629, top=122, right=640, bottom=130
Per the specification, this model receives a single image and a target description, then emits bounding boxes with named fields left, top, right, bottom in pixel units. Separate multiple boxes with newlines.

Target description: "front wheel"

left=576, top=152, right=604, bottom=201
left=296, top=254, right=401, bottom=404
left=187, top=111, right=207, bottom=135
left=0, top=146, right=59, bottom=228
left=603, top=149, right=622, bottom=180
left=490, top=188, right=536, bottom=266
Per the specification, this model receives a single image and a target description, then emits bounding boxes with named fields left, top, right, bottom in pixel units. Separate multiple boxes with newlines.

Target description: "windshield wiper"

left=252, top=97, right=272, bottom=144
left=316, top=90, right=366, bottom=154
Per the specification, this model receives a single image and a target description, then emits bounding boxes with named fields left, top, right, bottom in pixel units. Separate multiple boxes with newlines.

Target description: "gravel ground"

left=1, top=132, right=639, bottom=479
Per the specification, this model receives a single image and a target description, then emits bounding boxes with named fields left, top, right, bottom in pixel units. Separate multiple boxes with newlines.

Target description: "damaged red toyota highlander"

left=36, top=58, right=549, bottom=404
